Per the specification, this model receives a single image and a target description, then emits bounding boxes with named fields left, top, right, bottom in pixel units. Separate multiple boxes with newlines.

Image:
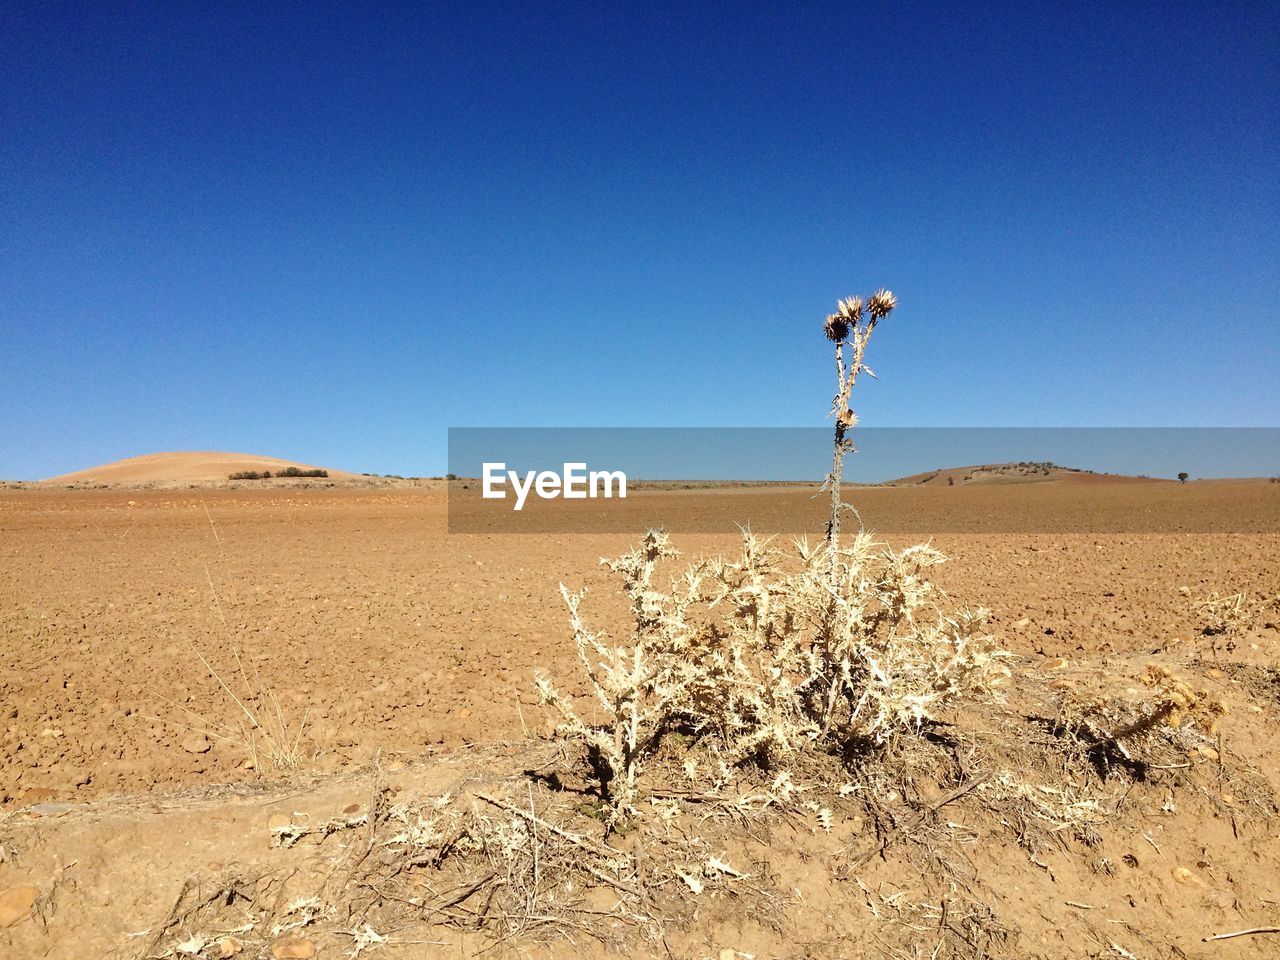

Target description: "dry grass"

left=133, top=746, right=777, bottom=958
left=1196, top=591, right=1252, bottom=635
left=155, top=502, right=313, bottom=774
left=1193, top=589, right=1279, bottom=660
left=164, top=565, right=312, bottom=772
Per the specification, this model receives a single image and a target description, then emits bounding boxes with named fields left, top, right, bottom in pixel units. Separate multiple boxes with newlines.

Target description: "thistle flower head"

left=824, top=313, right=850, bottom=342
left=867, top=289, right=897, bottom=320
left=837, top=296, right=864, bottom=323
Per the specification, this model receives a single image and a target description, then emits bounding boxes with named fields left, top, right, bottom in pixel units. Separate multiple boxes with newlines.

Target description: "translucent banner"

left=446, top=427, right=1280, bottom=534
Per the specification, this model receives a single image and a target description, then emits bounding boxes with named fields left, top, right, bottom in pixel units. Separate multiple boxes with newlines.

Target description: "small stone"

left=272, top=936, right=316, bottom=959
left=316, top=753, right=346, bottom=773
left=720, top=950, right=737, bottom=960
left=182, top=734, right=211, bottom=754
left=217, top=937, right=245, bottom=957
left=1206, top=668, right=1225, bottom=679
left=267, top=812, right=292, bottom=833
left=342, top=803, right=360, bottom=814
left=1178, top=586, right=1191, bottom=596
left=62, top=767, right=92, bottom=789
left=1171, top=866, right=1203, bottom=886
left=582, top=886, right=620, bottom=913
left=0, top=885, right=38, bottom=928
left=458, top=708, right=473, bottom=719
left=1013, top=618, right=1031, bottom=629
left=1039, top=657, right=1068, bottom=671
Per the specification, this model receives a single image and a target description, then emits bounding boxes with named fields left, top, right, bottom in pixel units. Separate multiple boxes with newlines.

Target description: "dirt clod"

left=182, top=734, right=211, bottom=754
left=0, top=885, right=38, bottom=928
left=271, top=935, right=316, bottom=959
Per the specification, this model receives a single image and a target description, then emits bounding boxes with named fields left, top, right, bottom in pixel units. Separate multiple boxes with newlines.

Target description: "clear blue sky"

left=2, top=2, right=1277, bottom=479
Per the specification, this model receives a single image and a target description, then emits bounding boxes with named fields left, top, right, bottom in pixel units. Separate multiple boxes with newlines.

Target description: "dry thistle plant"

left=1052, top=663, right=1226, bottom=770
left=1129, top=664, right=1226, bottom=737
left=1195, top=591, right=1254, bottom=659
left=535, top=529, right=713, bottom=815
left=537, top=292, right=1011, bottom=821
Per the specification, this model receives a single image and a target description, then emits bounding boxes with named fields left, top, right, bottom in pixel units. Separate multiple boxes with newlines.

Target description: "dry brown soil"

left=2, top=483, right=1277, bottom=802
left=1, top=482, right=1279, bottom=957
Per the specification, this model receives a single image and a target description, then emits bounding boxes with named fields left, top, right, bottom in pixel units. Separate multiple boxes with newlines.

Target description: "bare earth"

left=39, top=450, right=366, bottom=488
left=2, top=482, right=1279, bottom=957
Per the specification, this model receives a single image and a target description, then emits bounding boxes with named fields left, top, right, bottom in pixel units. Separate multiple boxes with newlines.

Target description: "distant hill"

left=41, top=451, right=359, bottom=487
left=885, top=461, right=1164, bottom=487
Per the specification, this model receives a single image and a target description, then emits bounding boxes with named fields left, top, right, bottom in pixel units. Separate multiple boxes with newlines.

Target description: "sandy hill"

left=886, top=461, right=1161, bottom=486
left=42, top=451, right=358, bottom=487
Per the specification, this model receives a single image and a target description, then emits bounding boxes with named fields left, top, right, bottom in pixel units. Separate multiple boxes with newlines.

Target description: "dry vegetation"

left=537, top=291, right=1006, bottom=823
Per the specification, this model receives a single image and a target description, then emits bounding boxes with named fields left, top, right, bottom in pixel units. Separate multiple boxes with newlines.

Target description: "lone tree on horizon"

left=1178, top=472, right=1189, bottom=483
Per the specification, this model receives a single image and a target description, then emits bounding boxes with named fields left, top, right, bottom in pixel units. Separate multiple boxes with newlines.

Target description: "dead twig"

left=846, top=775, right=991, bottom=870
left=140, top=878, right=194, bottom=958
left=424, top=873, right=500, bottom=919
left=1202, top=926, right=1280, bottom=942
left=475, top=793, right=642, bottom=899
left=475, top=793, right=613, bottom=857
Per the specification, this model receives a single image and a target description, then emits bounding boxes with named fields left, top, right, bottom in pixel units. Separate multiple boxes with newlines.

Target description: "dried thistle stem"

left=823, top=292, right=890, bottom=578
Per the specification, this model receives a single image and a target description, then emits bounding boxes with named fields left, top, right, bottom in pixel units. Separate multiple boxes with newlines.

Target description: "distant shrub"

left=1178, top=472, right=1189, bottom=483
left=229, top=467, right=327, bottom=480
left=1014, top=460, right=1061, bottom=474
